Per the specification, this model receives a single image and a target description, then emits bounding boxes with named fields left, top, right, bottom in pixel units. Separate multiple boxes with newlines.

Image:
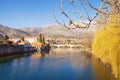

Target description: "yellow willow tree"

left=92, top=0, right=120, bottom=79
left=92, top=13, right=120, bottom=79
left=56, top=0, right=120, bottom=79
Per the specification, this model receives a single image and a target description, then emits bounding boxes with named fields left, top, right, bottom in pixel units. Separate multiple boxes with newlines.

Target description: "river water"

left=0, top=49, right=115, bottom=80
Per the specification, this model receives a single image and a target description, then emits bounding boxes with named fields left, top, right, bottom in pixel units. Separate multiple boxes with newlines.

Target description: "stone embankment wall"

left=0, top=44, right=36, bottom=56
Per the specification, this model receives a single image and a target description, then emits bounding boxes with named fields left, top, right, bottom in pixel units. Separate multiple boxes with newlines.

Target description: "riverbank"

left=80, top=47, right=117, bottom=80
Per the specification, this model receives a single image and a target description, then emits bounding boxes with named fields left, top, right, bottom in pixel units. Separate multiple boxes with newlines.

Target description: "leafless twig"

left=55, top=0, right=119, bottom=31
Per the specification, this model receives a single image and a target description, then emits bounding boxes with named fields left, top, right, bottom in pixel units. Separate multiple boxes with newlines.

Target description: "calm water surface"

left=0, top=49, right=115, bottom=80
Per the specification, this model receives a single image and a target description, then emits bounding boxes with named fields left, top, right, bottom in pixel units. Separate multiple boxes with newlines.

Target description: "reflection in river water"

left=0, top=49, right=115, bottom=80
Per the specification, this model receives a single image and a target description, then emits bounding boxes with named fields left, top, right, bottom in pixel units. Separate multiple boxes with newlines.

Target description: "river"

left=0, top=49, right=115, bottom=80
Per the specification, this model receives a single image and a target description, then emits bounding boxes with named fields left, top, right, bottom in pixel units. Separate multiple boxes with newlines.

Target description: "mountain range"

left=0, top=23, right=97, bottom=38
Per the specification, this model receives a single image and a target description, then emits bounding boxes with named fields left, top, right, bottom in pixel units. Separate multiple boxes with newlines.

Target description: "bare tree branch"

left=58, top=0, right=88, bottom=29
left=54, top=0, right=119, bottom=32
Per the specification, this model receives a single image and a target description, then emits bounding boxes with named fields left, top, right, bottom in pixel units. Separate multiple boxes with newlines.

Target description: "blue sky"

left=0, top=0, right=101, bottom=28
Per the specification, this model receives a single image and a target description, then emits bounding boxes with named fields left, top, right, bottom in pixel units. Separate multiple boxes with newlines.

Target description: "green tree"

left=39, top=34, right=45, bottom=43
left=21, top=37, right=25, bottom=41
left=4, top=34, right=9, bottom=40
left=2, top=34, right=13, bottom=44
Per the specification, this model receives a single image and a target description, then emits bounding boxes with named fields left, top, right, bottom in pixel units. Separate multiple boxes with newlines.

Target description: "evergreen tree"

left=39, top=34, right=45, bottom=43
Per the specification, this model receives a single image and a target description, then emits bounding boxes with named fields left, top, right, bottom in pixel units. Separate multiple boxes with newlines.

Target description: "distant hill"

left=0, top=34, right=4, bottom=41
left=0, top=24, right=30, bottom=38
left=0, top=23, right=97, bottom=38
left=19, top=24, right=85, bottom=38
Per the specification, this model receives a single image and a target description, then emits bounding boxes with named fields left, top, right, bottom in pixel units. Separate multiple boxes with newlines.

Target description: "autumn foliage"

left=92, top=13, right=120, bottom=79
